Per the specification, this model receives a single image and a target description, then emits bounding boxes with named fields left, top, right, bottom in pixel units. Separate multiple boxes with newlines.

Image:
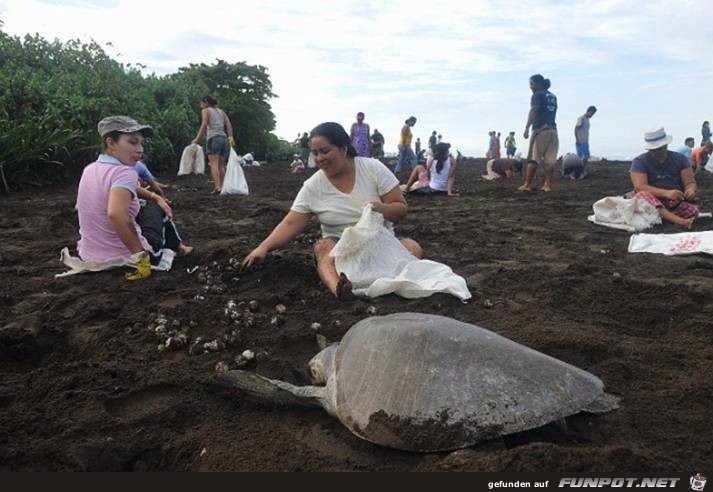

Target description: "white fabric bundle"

left=628, top=231, right=713, bottom=256
left=587, top=196, right=661, bottom=232
left=221, top=148, right=250, bottom=195
left=330, top=204, right=471, bottom=301
left=55, top=247, right=174, bottom=278
left=177, top=144, right=205, bottom=176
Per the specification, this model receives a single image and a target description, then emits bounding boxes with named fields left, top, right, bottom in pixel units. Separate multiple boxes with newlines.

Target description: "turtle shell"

left=332, top=312, right=608, bottom=452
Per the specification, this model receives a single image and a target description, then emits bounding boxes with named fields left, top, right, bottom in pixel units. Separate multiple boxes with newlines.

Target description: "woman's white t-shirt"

left=429, top=156, right=452, bottom=191
left=291, top=157, right=399, bottom=238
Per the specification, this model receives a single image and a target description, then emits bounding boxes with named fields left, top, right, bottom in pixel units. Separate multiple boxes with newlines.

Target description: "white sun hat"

left=643, top=127, right=673, bottom=150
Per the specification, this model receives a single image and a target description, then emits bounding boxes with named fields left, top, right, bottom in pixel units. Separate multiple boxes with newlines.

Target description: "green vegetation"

left=0, top=23, right=293, bottom=190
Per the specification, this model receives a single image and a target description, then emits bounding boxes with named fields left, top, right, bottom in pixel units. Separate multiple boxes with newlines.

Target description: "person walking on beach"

left=429, top=131, right=437, bottom=151
left=487, top=131, right=496, bottom=158
left=371, top=129, right=385, bottom=158
left=504, top=131, right=517, bottom=158
left=192, top=95, right=235, bottom=194
left=702, top=121, right=711, bottom=146
left=350, top=112, right=371, bottom=157
left=300, top=132, right=311, bottom=163
left=493, top=132, right=502, bottom=159
left=518, top=74, right=558, bottom=192
left=395, top=116, right=418, bottom=174
left=575, top=105, right=597, bottom=171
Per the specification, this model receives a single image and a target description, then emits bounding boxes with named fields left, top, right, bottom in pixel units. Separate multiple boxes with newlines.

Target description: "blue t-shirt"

left=133, top=161, right=154, bottom=181
left=675, top=146, right=692, bottom=158
left=630, top=151, right=691, bottom=190
left=531, top=90, right=557, bottom=129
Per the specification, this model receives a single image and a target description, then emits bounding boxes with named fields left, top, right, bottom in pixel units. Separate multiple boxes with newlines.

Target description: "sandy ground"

left=1, top=159, right=712, bottom=471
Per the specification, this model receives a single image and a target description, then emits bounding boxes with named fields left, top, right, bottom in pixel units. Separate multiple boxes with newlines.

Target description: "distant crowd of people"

left=73, top=71, right=711, bottom=288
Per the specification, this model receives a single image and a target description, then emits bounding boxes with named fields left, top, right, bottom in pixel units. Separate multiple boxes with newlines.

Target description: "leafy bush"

left=0, top=24, right=278, bottom=190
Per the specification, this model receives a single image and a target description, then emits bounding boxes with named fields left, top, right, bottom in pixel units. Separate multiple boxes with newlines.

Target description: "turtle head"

left=308, top=344, right=338, bottom=385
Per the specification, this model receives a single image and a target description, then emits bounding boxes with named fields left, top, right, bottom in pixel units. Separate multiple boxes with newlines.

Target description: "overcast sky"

left=2, top=0, right=713, bottom=159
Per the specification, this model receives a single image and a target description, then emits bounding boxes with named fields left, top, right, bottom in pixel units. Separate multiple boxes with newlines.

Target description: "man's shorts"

left=576, top=143, right=591, bottom=160
left=206, top=135, right=229, bottom=157
left=527, top=128, right=559, bottom=165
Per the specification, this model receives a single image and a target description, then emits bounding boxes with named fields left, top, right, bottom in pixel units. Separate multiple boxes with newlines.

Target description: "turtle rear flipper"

left=216, top=370, right=326, bottom=408
left=582, top=392, right=620, bottom=414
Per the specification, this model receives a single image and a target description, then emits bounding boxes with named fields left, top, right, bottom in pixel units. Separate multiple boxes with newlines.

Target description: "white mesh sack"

left=330, top=204, right=471, bottom=301
left=177, top=144, right=205, bottom=176
left=221, top=148, right=249, bottom=195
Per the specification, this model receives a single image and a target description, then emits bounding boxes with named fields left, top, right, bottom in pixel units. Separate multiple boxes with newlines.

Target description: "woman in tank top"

left=192, top=95, right=235, bottom=194
left=401, top=142, right=459, bottom=196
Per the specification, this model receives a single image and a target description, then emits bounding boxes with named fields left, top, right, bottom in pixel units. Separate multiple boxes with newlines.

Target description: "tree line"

left=0, top=22, right=294, bottom=190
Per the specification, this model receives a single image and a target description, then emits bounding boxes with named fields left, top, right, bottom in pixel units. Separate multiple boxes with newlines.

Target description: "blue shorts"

left=576, top=143, right=590, bottom=160
left=207, top=135, right=229, bottom=157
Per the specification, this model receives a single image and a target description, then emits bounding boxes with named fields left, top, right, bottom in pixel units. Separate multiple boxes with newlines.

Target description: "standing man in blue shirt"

left=519, top=74, right=559, bottom=192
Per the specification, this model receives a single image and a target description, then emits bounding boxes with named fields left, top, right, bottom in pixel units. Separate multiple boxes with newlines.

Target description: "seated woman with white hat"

left=630, top=127, right=699, bottom=229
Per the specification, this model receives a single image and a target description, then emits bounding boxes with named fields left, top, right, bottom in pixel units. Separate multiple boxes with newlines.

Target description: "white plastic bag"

left=177, top=144, right=205, bottom=176
left=221, top=148, right=249, bottom=195
left=587, top=196, right=661, bottom=232
left=308, top=153, right=316, bottom=168
left=330, top=204, right=471, bottom=301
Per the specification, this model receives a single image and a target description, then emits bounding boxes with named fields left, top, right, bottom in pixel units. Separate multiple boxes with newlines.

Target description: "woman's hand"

left=191, top=138, right=198, bottom=145
left=448, top=191, right=460, bottom=197
left=371, top=201, right=387, bottom=214
left=242, top=245, right=269, bottom=268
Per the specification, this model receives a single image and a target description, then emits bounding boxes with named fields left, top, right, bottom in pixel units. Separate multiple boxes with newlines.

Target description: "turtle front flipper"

left=216, top=370, right=327, bottom=408
left=582, top=392, right=620, bottom=414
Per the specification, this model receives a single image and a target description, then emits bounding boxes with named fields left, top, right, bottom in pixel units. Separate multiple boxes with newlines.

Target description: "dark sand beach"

left=1, top=160, right=712, bottom=471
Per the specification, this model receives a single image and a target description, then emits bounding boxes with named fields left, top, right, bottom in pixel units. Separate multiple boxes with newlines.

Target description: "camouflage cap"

left=97, top=115, right=153, bottom=138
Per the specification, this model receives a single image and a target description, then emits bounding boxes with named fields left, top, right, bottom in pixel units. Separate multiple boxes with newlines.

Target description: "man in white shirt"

left=575, top=106, right=597, bottom=168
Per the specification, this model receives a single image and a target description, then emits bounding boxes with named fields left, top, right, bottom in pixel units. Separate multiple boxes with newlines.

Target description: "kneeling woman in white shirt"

left=243, top=122, right=422, bottom=299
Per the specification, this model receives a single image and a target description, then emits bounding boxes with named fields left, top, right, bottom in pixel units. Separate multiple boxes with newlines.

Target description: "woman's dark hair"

left=310, top=122, right=357, bottom=157
left=530, top=74, right=551, bottom=90
left=357, top=112, right=364, bottom=118
left=433, top=142, right=451, bottom=174
left=201, top=95, right=218, bottom=106
left=405, top=116, right=417, bottom=125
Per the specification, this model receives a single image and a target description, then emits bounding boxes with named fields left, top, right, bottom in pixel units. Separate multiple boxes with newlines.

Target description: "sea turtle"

left=217, top=313, right=619, bottom=452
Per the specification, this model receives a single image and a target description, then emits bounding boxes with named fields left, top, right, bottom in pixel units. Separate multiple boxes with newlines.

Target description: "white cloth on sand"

left=587, top=196, right=661, bottom=232
left=221, top=148, right=250, bottom=195
left=55, top=247, right=174, bottom=278
left=177, top=144, right=205, bottom=176
left=330, top=204, right=471, bottom=301
left=628, top=231, right=713, bottom=256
